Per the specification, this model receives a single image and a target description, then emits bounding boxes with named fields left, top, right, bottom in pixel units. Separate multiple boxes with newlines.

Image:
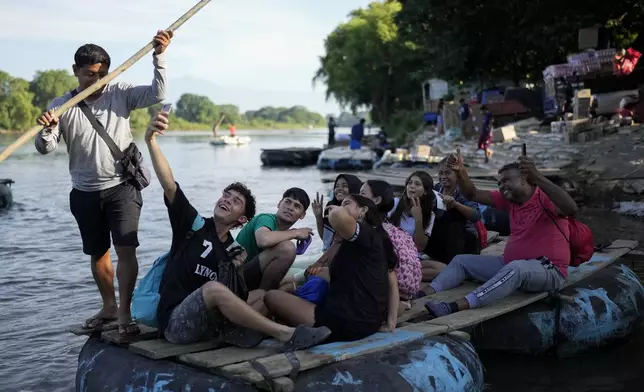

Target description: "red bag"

left=567, top=218, right=594, bottom=267
left=474, top=220, right=488, bottom=249
left=539, top=193, right=594, bottom=267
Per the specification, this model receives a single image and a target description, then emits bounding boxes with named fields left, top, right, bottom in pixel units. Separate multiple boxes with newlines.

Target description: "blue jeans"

left=430, top=254, right=565, bottom=308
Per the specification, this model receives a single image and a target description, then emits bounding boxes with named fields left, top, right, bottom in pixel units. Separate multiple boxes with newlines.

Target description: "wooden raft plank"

left=101, top=325, right=158, bottom=346
left=179, top=340, right=283, bottom=370
left=398, top=231, right=502, bottom=324
left=218, top=324, right=448, bottom=384
left=397, top=283, right=478, bottom=324
left=129, top=338, right=223, bottom=360
left=427, top=239, right=638, bottom=332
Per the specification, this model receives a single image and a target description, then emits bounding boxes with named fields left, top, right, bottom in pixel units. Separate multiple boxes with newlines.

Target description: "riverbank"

left=409, top=118, right=644, bottom=204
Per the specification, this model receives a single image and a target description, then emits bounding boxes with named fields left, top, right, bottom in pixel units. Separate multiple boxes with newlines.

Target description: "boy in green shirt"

left=236, top=188, right=312, bottom=298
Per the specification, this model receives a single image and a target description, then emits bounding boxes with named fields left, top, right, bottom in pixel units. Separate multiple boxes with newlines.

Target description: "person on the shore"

left=389, top=171, right=446, bottom=281
left=478, top=105, right=493, bottom=163
left=234, top=188, right=312, bottom=310
left=360, top=180, right=421, bottom=330
left=350, top=118, right=366, bottom=150
left=423, top=150, right=578, bottom=318
left=327, top=117, right=336, bottom=147
left=313, top=174, right=362, bottom=251
left=426, top=157, right=483, bottom=263
left=228, top=124, right=236, bottom=137
left=459, top=98, right=473, bottom=138
left=263, top=194, right=397, bottom=342
left=35, top=30, right=173, bottom=337
left=145, top=110, right=331, bottom=348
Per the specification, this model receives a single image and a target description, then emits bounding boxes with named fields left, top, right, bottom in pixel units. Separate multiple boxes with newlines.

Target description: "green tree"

left=397, top=0, right=644, bottom=86
left=129, top=109, right=151, bottom=130
left=0, top=71, right=40, bottom=131
left=175, top=93, right=219, bottom=124
left=29, top=69, right=77, bottom=111
left=217, top=104, right=242, bottom=125
left=313, top=1, right=423, bottom=124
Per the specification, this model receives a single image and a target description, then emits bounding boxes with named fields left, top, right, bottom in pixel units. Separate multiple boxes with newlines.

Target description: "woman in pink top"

left=421, top=152, right=579, bottom=318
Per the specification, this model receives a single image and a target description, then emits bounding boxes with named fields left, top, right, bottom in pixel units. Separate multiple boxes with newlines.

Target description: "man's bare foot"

left=83, top=305, right=118, bottom=330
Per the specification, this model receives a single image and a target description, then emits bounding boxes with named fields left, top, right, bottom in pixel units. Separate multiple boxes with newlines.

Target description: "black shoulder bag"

left=70, top=90, right=150, bottom=191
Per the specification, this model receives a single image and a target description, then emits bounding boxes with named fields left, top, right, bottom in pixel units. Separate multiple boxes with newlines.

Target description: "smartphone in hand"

left=162, top=103, right=173, bottom=113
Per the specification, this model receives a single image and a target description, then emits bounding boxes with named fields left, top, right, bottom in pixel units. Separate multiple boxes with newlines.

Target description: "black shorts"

left=313, top=307, right=374, bottom=343
left=70, top=182, right=142, bottom=256
left=243, top=254, right=263, bottom=291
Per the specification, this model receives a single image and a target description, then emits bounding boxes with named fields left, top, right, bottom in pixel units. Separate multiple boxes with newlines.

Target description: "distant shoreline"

left=0, top=125, right=328, bottom=135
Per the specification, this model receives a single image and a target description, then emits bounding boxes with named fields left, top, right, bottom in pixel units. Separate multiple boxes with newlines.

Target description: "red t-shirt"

left=491, top=188, right=570, bottom=278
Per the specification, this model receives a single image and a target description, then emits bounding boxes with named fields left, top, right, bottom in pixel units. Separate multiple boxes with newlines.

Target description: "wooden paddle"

left=213, top=114, right=226, bottom=137
left=0, top=0, right=212, bottom=164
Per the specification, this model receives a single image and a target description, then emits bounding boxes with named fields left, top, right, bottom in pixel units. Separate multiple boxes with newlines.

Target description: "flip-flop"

left=283, top=325, right=331, bottom=352
left=221, top=326, right=265, bottom=348
left=118, top=321, right=141, bottom=337
left=82, top=316, right=118, bottom=331
left=296, top=235, right=312, bottom=255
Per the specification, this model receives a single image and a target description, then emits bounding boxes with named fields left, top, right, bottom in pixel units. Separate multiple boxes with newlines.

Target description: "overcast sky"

left=0, top=0, right=372, bottom=114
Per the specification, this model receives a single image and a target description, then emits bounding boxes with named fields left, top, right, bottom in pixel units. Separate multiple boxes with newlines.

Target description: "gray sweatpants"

left=430, top=255, right=565, bottom=308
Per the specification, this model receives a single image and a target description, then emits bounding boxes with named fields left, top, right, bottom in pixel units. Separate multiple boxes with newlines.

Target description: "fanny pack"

left=70, top=89, right=150, bottom=191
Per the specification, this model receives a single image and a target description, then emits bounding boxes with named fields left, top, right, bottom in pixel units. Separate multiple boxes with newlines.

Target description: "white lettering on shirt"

left=201, top=240, right=213, bottom=258
left=194, top=264, right=218, bottom=281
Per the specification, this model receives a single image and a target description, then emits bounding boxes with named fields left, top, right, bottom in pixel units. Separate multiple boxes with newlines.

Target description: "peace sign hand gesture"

left=312, top=192, right=324, bottom=218
left=410, top=197, right=423, bottom=221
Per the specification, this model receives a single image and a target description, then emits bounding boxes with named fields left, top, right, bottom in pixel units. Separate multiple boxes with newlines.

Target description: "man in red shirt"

left=423, top=150, right=578, bottom=317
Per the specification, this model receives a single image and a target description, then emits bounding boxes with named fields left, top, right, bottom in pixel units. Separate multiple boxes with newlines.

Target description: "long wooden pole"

left=0, top=0, right=212, bottom=164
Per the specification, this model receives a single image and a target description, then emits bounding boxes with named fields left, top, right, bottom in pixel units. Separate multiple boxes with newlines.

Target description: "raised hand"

left=447, top=147, right=464, bottom=173
left=145, top=111, right=169, bottom=142
left=312, top=192, right=324, bottom=218
left=410, top=197, right=423, bottom=221
left=153, top=30, right=173, bottom=55
left=518, top=155, right=540, bottom=182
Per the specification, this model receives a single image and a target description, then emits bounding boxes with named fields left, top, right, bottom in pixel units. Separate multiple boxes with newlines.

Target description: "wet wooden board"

left=397, top=282, right=478, bottom=324
left=129, top=338, right=223, bottom=360
left=218, top=323, right=449, bottom=385
left=179, top=340, right=283, bottom=370
left=427, top=239, right=638, bottom=332
left=397, top=231, right=501, bottom=324
left=69, top=321, right=118, bottom=336
left=101, top=324, right=158, bottom=346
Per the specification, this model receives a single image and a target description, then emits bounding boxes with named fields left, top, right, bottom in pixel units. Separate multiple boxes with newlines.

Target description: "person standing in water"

left=327, top=117, right=336, bottom=147
left=35, top=30, right=173, bottom=337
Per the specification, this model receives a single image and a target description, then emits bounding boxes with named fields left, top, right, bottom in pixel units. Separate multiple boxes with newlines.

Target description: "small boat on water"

left=316, top=146, right=378, bottom=171
left=0, top=179, right=14, bottom=209
left=260, top=147, right=322, bottom=167
left=209, top=135, right=251, bottom=146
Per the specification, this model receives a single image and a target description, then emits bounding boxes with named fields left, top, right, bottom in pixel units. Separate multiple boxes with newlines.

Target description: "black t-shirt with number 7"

left=156, top=183, right=233, bottom=334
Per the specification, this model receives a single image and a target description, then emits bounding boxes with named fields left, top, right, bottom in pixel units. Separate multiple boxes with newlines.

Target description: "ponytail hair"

left=346, top=194, right=398, bottom=270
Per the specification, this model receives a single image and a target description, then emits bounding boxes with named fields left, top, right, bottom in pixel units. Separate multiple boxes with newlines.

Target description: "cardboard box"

left=492, top=125, right=517, bottom=143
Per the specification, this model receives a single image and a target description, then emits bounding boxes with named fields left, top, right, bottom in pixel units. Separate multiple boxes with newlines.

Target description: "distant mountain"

left=166, top=75, right=341, bottom=116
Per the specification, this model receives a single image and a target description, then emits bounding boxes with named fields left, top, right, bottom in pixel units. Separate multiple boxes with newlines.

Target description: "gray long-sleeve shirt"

left=35, top=53, right=167, bottom=192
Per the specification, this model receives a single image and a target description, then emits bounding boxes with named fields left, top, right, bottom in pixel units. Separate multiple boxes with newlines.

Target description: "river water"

left=0, top=129, right=643, bottom=392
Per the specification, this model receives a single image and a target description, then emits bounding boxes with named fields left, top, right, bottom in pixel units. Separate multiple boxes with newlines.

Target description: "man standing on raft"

left=35, top=30, right=173, bottom=337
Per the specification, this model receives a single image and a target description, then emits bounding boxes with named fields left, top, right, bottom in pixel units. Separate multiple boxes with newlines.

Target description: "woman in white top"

left=388, top=171, right=446, bottom=281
